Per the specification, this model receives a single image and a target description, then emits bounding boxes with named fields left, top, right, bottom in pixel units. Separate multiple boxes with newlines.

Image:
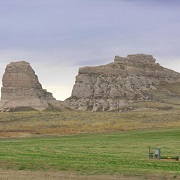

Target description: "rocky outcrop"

left=0, top=61, right=61, bottom=111
left=65, top=54, right=180, bottom=111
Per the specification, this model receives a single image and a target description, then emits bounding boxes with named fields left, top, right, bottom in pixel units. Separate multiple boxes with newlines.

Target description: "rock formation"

left=65, top=54, right=180, bottom=111
left=0, top=61, right=61, bottom=111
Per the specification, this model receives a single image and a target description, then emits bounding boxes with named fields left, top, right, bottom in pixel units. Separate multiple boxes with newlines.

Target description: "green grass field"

left=0, top=128, right=179, bottom=179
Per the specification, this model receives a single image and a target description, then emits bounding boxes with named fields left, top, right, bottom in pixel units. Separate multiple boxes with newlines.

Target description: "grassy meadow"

left=0, top=107, right=180, bottom=179
left=0, top=128, right=179, bottom=179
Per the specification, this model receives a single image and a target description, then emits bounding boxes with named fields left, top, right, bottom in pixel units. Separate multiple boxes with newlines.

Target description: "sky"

left=0, top=0, right=180, bottom=100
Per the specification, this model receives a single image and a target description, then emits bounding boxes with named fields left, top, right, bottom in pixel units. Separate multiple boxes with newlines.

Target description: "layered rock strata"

left=0, top=61, right=61, bottom=111
left=65, top=54, right=180, bottom=111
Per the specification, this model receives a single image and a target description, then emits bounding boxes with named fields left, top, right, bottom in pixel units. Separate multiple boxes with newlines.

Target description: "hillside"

left=0, top=109, right=180, bottom=138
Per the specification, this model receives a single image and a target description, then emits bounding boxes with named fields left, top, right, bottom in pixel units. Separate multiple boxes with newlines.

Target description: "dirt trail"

left=0, top=169, right=176, bottom=180
left=0, top=169, right=142, bottom=180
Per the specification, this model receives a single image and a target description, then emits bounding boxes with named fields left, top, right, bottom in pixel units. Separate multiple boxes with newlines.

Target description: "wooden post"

left=158, top=148, right=161, bottom=160
left=176, top=154, right=179, bottom=161
left=148, top=147, right=150, bottom=159
left=148, top=147, right=154, bottom=159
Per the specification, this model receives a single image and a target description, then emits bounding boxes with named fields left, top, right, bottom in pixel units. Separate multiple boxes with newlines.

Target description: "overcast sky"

left=0, top=0, right=180, bottom=100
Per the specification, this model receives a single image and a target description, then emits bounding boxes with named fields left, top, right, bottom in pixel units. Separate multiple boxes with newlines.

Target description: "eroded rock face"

left=65, top=54, right=180, bottom=111
left=1, top=61, right=61, bottom=111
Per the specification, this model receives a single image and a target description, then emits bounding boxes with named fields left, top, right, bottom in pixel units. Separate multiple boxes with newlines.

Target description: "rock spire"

left=0, top=61, right=61, bottom=111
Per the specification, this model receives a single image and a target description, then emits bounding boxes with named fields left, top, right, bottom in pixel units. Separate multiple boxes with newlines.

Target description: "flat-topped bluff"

left=65, top=54, right=180, bottom=111
left=0, top=61, right=61, bottom=111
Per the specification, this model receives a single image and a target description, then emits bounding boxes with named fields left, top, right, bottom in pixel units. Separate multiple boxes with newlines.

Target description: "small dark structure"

left=155, top=148, right=161, bottom=159
left=148, top=147, right=179, bottom=161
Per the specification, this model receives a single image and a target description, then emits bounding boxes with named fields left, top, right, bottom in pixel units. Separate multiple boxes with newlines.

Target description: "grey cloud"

left=0, top=1, right=180, bottom=70
left=0, top=0, right=180, bottom=100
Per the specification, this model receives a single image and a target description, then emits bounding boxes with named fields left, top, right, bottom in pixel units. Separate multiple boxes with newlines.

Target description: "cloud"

left=0, top=0, right=180, bottom=100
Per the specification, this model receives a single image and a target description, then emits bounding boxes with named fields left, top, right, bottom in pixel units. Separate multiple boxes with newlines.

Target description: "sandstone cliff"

left=0, top=61, right=61, bottom=111
left=65, top=54, right=180, bottom=111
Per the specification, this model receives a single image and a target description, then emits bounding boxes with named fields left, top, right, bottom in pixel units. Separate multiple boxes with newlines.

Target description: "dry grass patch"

left=0, top=109, right=180, bottom=137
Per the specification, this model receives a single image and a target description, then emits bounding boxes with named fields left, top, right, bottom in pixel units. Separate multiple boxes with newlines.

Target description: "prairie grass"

left=0, top=109, right=180, bottom=137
